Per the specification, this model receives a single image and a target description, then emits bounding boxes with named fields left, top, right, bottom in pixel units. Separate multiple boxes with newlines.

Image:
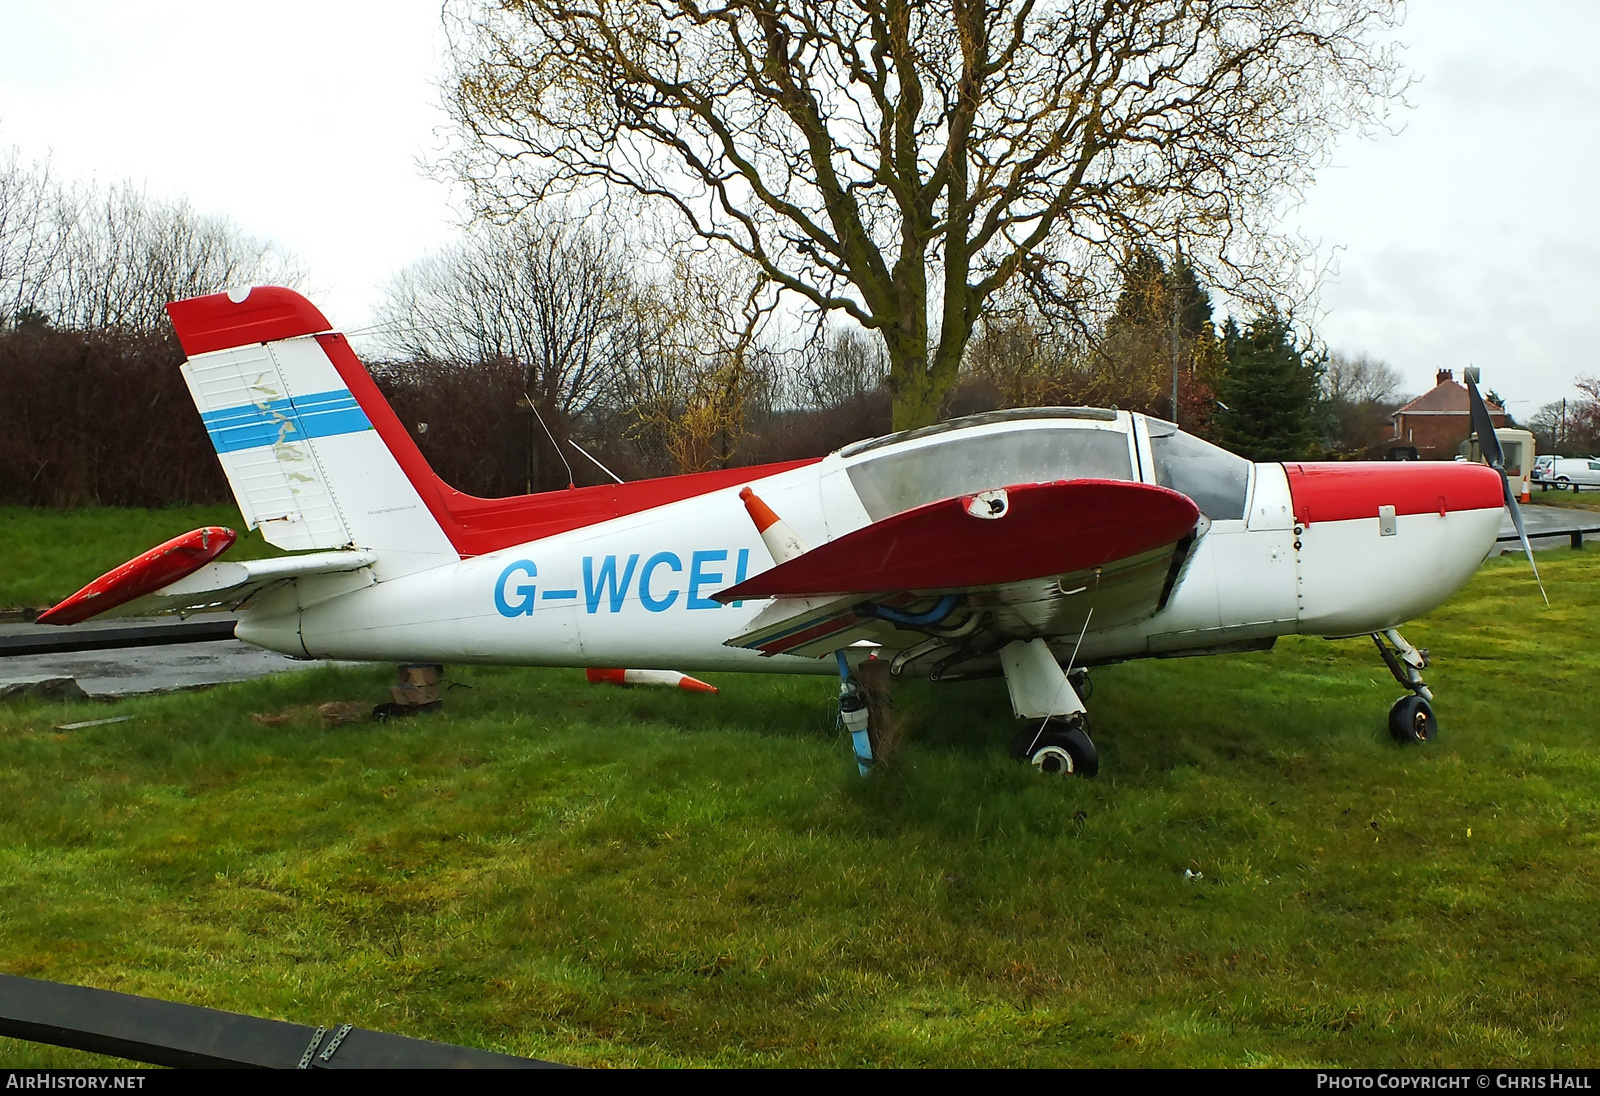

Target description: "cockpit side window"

left=1145, top=418, right=1250, bottom=520
left=845, top=425, right=1133, bottom=521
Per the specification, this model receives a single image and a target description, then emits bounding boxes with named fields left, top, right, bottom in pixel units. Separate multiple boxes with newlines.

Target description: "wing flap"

left=729, top=592, right=936, bottom=657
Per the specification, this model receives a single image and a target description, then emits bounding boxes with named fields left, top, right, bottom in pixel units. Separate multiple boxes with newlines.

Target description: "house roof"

left=1393, top=379, right=1505, bottom=417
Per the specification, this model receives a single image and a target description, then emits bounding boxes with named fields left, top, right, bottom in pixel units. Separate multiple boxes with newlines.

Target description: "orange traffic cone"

left=739, top=486, right=808, bottom=563
left=586, top=667, right=718, bottom=693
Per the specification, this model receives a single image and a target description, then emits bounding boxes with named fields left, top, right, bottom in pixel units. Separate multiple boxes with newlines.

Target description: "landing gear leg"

left=836, top=651, right=873, bottom=775
left=1372, top=629, right=1437, bottom=744
left=1000, top=639, right=1098, bottom=777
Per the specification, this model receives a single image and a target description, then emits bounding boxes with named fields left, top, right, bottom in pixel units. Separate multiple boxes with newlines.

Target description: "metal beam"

left=1496, top=525, right=1599, bottom=549
left=0, top=974, right=562, bottom=1069
left=0, top=620, right=238, bottom=658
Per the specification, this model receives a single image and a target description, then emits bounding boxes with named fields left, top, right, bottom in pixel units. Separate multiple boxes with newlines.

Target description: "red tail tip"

left=166, top=287, right=331, bottom=357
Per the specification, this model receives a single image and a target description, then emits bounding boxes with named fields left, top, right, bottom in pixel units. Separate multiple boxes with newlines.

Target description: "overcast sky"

left=2, top=0, right=1596, bottom=415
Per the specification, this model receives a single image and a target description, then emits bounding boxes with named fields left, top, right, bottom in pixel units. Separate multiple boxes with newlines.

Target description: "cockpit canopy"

left=1144, top=418, right=1249, bottom=521
left=839, top=408, right=1251, bottom=522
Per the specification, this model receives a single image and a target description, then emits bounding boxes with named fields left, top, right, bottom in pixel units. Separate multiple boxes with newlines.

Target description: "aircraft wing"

left=37, top=527, right=376, bottom=625
left=717, top=479, right=1202, bottom=660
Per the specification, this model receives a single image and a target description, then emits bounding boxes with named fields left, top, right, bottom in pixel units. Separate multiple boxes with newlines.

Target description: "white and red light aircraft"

left=40, top=287, right=1530, bottom=777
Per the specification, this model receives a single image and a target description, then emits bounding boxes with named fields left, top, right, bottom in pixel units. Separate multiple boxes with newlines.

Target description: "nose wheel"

left=1388, top=695, right=1437, bottom=744
left=1373, top=629, right=1438, bottom=745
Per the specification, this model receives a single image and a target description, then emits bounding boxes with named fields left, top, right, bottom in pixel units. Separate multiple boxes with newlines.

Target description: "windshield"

left=845, top=421, right=1134, bottom=520
left=1144, top=418, right=1251, bottom=521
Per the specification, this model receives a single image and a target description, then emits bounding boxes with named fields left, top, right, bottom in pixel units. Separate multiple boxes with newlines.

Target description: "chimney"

left=1436, top=368, right=1453, bottom=386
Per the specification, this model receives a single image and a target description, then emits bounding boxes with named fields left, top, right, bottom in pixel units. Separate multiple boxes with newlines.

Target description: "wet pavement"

left=1499, top=502, right=1600, bottom=550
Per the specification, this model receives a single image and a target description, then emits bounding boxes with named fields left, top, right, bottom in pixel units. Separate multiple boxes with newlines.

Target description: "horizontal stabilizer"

left=716, top=479, right=1199, bottom=601
left=40, top=540, right=377, bottom=625
left=38, top=527, right=237, bottom=625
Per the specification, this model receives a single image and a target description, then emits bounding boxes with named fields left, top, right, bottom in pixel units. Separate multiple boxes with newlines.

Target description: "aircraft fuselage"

left=235, top=411, right=1504, bottom=677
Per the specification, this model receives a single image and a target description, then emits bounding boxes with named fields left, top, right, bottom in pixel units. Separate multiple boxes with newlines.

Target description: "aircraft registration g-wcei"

left=41, top=287, right=1532, bottom=777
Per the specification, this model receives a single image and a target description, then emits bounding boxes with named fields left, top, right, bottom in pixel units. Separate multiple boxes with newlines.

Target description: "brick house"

left=1388, top=369, right=1505, bottom=460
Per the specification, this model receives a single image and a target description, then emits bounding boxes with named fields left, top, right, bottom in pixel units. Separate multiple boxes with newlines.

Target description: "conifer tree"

left=1214, top=314, right=1326, bottom=460
left=1097, top=247, right=1219, bottom=420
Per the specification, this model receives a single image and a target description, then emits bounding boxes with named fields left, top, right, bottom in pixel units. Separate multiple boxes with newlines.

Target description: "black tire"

left=1012, top=719, right=1099, bottom=776
left=1388, top=695, right=1437, bottom=744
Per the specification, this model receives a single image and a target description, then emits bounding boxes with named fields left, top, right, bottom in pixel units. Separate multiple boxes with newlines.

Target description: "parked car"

left=1546, top=457, right=1600, bottom=491
left=1533, top=454, right=1557, bottom=484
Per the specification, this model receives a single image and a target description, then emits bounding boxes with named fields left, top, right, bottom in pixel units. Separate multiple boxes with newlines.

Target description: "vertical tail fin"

left=167, top=287, right=458, bottom=579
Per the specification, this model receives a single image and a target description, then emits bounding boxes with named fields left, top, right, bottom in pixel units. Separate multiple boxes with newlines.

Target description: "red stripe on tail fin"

left=165, top=287, right=822, bottom=561
left=318, top=331, right=820, bottom=557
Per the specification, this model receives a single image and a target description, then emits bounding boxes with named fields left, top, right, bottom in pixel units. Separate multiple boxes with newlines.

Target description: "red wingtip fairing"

left=38, top=527, right=238, bottom=625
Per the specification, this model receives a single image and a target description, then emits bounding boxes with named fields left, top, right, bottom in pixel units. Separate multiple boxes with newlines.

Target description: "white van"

left=1547, top=457, right=1600, bottom=490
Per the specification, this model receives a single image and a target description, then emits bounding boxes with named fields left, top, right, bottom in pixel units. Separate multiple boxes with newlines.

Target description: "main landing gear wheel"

left=1388, top=695, right=1437, bottom=744
left=1011, top=719, right=1099, bottom=777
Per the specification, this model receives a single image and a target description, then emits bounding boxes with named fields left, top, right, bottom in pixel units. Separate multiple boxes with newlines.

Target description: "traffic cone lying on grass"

left=585, top=667, right=718, bottom=693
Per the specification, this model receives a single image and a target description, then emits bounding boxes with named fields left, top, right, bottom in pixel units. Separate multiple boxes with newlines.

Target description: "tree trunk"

left=886, top=339, right=936, bottom=431
left=884, top=309, right=970, bottom=432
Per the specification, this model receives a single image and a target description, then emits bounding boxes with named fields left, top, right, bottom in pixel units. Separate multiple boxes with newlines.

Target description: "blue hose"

left=856, top=594, right=959, bottom=628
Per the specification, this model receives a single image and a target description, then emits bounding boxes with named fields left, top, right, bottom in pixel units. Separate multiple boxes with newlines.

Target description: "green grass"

left=1, top=513, right=1597, bottom=1066
left=0, top=505, right=283, bottom=610
left=1526, top=489, right=1600, bottom=513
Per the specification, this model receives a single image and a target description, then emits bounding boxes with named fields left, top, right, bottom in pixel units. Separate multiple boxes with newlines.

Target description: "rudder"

left=168, top=287, right=458, bottom=579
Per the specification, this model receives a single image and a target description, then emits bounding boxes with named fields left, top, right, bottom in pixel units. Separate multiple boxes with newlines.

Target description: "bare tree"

left=1568, top=377, right=1600, bottom=456
left=1530, top=384, right=1600, bottom=457
left=376, top=215, right=643, bottom=489
left=613, top=251, right=781, bottom=472
left=1, top=148, right=299, bottom=335
left=1322, top=349, right=1403, bottom=454
left=963, top=301, right=1082, bottom=408
left=0, top=148, right=71, bottom=327
left=794, top=326, right=888, bottom=411
left=378, top=215, right=634, bottom=423
left=47, top=184, right=300, bottom=335
left=1323, top=350, right=1400, bottom=406
left=444, top=0, right=1406, bottom=430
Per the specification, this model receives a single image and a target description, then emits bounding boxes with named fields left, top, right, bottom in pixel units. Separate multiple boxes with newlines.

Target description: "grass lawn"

left=1527, top=488, right=1600, bottom=513
left=0, top=510, right=1597, bottom=1067
left=0, top=505, right=280, bottom=612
